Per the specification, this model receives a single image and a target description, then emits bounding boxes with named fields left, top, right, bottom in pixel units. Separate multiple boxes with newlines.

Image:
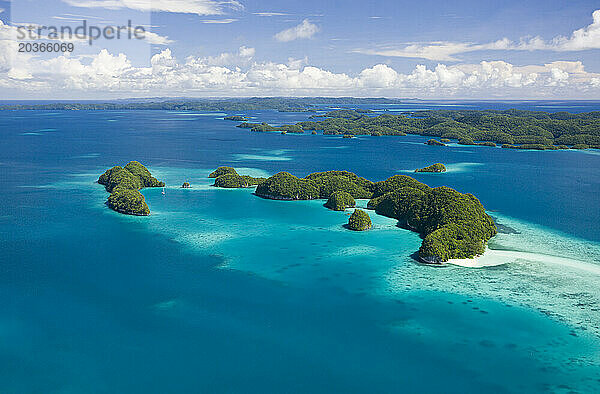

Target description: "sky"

left=0, top=0, right=599, bottom=99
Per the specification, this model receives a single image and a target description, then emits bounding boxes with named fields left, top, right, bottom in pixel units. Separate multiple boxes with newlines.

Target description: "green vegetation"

left=303, top=171, right=374, bottom=199
left=224, top=115, right=249, bottom=121
left=0, top=97, right=404, bottom=112
left=367, top=182, right=496, bottom=262
left=426, top=139, right=445, bottom=146
left=106, top=188, right=150, bottom=216
left=213, top=174, right=265, bottom=188
left=98, top=161, right=164, bottom=216
left=348, top=209, right=372, bottom=231
left=415, top=163, right=446, bottom=173
left=573, top=143, right=590, bottom=149
left=237, top=122, right=303, bottom=133
left=212, top=166, right=496, bottom=262
left=266, top=108, right=600, bottom=150
left=255, top=172, right=320, bottom=199
left=325, top=191, right=356, bottom=211
left=209, top=166, right=238, bottom=178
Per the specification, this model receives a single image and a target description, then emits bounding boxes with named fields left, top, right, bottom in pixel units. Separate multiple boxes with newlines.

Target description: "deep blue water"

left=1, top=101, right=600, bottom=393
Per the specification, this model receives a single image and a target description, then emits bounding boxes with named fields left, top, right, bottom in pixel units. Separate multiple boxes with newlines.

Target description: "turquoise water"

left=1, top=103, right=600, bottom=392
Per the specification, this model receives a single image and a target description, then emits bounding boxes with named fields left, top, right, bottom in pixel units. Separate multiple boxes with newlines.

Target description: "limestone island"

left=98, top=161, right=165, bottom=216
left=224, top=115, right=249, bottom=121
left=426, top=139, right=446, bottom=146
left=210, top=167, right=497, bottom=264
left=181, top=182, right=191, bottom=188
left=325, top=191, right=356, bottom=211
left=348, top=209, right=372, bottom=231
left=415, top=163, right=447, bottom=173
left=209, top=166, right=266, bottom=188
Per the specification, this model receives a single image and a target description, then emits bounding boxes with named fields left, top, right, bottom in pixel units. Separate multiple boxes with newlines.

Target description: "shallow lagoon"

left=1, top=104, right=600, bottom=392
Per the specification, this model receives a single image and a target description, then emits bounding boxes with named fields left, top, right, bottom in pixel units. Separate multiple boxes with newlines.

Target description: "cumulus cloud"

left=1, top=42, right=598, bottom=98
left=0, top=18, right=598, bottom=98
left=356, top=9, right=600, bottom=61
left=274, top=19, right=319, bottom=42
left=62, top=0, right=243, bottom=16
left=203, top=45, right=255, bottom=65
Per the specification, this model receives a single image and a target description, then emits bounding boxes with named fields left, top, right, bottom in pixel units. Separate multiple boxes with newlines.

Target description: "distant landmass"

left=0, top=97, right=402, bottom=112
left=5, top=97, right=598, bottom=149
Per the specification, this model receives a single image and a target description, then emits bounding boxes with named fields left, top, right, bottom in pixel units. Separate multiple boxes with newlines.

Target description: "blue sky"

left=0, top=0, right=599, bottom=98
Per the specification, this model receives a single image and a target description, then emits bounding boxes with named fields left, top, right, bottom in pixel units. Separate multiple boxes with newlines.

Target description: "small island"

left=426, top=139, right=446, bottom=146
left=348, top=209, right=372, bottom=231
left=325, top=191, right=356, bottom=211
left=210, top=166, right=266, bottom=188
left=98, top=161, right=165, bottom=216
left=224, top=115, right=249, bottom=121
left=209, top=167, right=497, bottom=263
left=415, top=163, right=447, bottom=173
left=181, top=182, right=191, bottom=188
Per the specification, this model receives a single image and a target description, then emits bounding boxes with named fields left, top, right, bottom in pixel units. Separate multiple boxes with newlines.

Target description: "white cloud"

left=356, top=9, right=600, bottom=61
left=62, top=0, right=243, bottom=16
left=141, top=30, right=173, bottom=45
left=274, top=19, right=319, bottom=42
left=200, top=18, right=238, bottom=24
left=254, top=12, right=289, bottom=17
left=0, top=8, right=5, bottom=14
left=0, top=29, right=598, bottom=98
left=202, top=45, right=255, bottom=65
left=118, top=27, right=172, bottom=44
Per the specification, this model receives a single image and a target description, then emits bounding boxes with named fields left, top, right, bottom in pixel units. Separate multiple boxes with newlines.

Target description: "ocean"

left=1, top=101, right=599, bottom=393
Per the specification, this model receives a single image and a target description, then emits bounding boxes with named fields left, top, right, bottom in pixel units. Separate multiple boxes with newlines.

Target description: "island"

left=415, top=163, right=447, bottom=173
left=237, top=122, right=304, bottom=133
left=224, top=107, right=600, bottom=150
left=325, top=191, right=356, bottom=211
left=181, top=182, right=191, bottom=188
left=209, top=166, right=266, bottom=188
left=426, top=139, right=446, bottom=146
left=348, top=209, right=372, bottom=231
left=209, top=166, right=237, bottom=178
left=98, top=161, right=165, bottom=216
left=209, top=167, right=497, bottom=263
left=224, top=115, right=249, bottom=121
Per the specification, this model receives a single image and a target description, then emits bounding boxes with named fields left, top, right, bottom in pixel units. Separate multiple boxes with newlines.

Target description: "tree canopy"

left=211, top=166, right=497, bottom=262
left=98, top=161, right=164, bottom=216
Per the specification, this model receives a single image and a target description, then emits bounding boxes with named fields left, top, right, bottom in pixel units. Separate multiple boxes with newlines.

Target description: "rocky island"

left=325, top=191, right=355, bottom=211
left=209, top=167, right=497, bottom=263
left=98, top=161, right=164, bottom=216
left=426, top=139, right=446, bottom=146
left=210, top=166, right=266, bottom=188
left=224, top=115, right=249, bottom=121
left=348, top=209, right=372, bottom=231
left=415, top=163, right=447, bottom=173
